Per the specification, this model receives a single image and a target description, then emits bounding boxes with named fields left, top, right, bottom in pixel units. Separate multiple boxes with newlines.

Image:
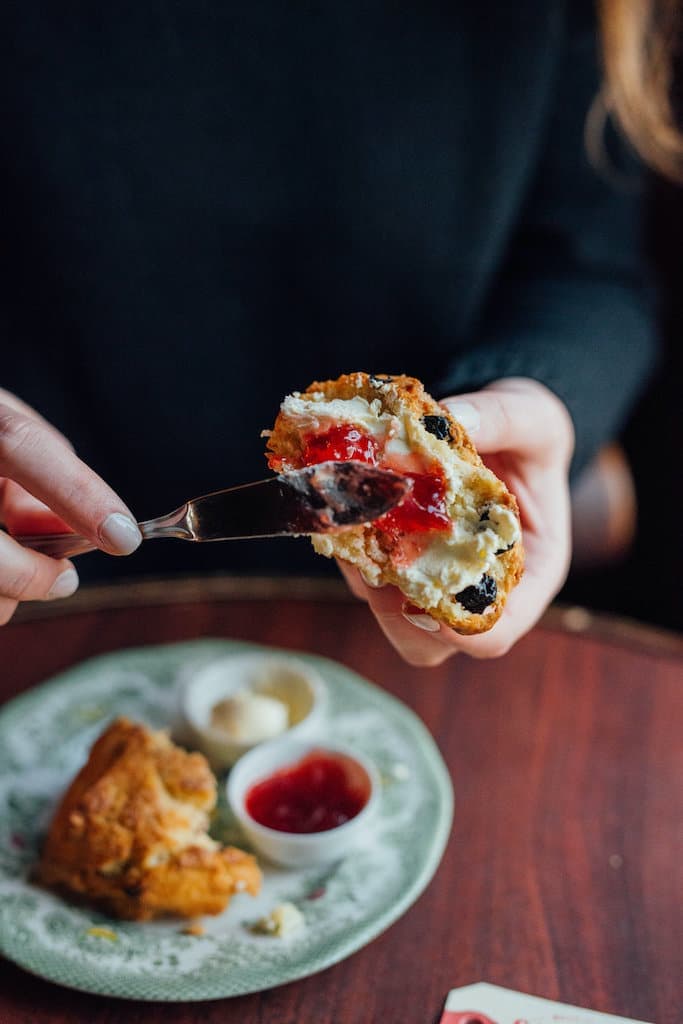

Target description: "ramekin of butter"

left=180, top=652, right=326, bottom=769
left=227, top=737, right=380, bottom=867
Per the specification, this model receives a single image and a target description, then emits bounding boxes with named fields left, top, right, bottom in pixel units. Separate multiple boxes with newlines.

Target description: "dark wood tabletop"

left=0, top=577, right=681, bottom=1024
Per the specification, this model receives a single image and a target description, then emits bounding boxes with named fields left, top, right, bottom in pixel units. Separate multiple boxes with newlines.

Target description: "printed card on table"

left=439, top=983, right=651, bottom=1024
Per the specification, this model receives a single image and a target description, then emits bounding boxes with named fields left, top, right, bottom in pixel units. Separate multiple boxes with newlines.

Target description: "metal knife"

left=15, top=461, right=412, bottom=560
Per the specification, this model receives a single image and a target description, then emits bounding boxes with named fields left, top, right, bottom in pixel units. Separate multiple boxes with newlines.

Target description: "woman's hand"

left=0, top=389, right=142, bottom=624
left=339, top=377, right=575, bottom=666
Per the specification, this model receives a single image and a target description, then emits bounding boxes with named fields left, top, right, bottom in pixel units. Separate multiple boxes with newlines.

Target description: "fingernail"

left=402, top=608, right=441, bottom=632
left=47, top=568, right=79, bottom=600
left=360, top=571, right=385, bottom=589
left=442, top=400, right=480, bottom=434
left=100, top=513, right=142, bottom=555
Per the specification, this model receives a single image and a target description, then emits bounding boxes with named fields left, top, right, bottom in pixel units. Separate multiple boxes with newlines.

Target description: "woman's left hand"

left=338, top=377, right=575, bottom=666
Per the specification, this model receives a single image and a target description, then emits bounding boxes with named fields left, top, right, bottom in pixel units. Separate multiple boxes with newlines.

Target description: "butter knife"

left=15, top=461, right=411, bottom=560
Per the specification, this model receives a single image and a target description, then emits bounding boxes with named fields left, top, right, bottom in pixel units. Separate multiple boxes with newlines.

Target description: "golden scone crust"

left=266, top=372, right=524, bottom=634
left=37, top=718, right=260, bottom=921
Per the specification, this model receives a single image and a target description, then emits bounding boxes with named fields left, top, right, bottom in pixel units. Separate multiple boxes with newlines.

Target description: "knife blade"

left=176, top=461, right=412, bottom=540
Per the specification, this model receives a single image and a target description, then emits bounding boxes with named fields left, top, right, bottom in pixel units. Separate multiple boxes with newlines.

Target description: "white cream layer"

left=281, top=394, right=396, bottom=438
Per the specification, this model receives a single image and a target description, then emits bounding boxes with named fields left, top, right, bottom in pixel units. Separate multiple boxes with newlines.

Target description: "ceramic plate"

left=0, top=640, right=453, bottom=1001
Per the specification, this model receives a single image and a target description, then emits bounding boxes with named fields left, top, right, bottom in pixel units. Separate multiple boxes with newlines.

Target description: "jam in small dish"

left=246, top=749, right=371, bottom=834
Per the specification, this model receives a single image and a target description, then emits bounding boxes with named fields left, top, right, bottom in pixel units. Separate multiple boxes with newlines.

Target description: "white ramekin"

left=226, top=736, right=380, bottom=868
left=180, top=652, right=326, bottom=769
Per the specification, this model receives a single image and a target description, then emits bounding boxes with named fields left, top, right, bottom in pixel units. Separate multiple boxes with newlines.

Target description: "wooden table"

left=1, top=577, right=681, bottom=1024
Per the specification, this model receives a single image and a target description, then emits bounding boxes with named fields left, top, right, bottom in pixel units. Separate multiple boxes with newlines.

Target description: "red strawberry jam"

left=302, top=425, right=380, bottom=466
left=376, top=469, right=450, bottom=538
left=245, top=750, right=371, bottom=833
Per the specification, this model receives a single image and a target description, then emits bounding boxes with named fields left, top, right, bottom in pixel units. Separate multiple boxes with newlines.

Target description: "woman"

left=0, top=0, right=679, bottom=663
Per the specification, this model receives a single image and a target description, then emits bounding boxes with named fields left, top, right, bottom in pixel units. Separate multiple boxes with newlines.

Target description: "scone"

left=37, top=718, right=261, bottom=921
left=265, top=372, right=523, bottom=634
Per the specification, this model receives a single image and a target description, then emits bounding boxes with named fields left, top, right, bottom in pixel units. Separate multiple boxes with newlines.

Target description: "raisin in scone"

left=37, top=718, right=261, bottom=921
left=265, top=372, right=523, bottom=634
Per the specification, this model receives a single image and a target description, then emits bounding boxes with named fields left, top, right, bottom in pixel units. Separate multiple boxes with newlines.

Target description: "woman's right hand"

left=0, top=389, right=142, bottom=624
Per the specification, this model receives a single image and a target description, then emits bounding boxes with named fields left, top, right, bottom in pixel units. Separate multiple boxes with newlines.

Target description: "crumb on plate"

left=251, top=902, right=305, bottom=938
left=86, top=926, right=118, bottom=941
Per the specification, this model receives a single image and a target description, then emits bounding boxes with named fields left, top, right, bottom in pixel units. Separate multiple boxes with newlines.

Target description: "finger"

left=336, top=561, right=371, bottom=602
left=0, top=531, right=79, bottom=602
left=338, top=563, right=462, bottom=665
left=0, top=397, right=78, bottom=537
left=0, top=389, right=74, bottom=449
left=0, top=403, right=141, bottom=555
left=1, top=480, right=73, bottom=535
left=337, top=563, right=455, bottom=665
left=0, top=598, right=19, bottom=626
left=362, top=584, right=460, bottom=667
left=337, top=560, right=390, bottom=602
left=0, top=597, right=18, bottom=625
left=440, top=379, right=573, bottom=463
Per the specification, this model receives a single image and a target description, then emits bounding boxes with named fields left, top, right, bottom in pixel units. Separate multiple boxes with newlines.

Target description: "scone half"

left=37, top=718, right=261, bottom=921
left=265, top=372, right=523, bottom=634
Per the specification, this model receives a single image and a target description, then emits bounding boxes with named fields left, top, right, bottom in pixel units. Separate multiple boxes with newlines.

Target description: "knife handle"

left=12, top=505, right=191, bottom=560
left=11, top=533, right=101, bottom=559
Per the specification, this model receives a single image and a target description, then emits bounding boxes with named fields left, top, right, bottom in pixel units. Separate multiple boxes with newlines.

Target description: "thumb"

left=440, top=379, right=573, bottom=460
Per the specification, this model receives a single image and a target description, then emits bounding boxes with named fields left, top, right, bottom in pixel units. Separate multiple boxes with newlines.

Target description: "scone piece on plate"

left=38, top=717, right=261, bottom=921
left=265, top=372, right=523, bottom=634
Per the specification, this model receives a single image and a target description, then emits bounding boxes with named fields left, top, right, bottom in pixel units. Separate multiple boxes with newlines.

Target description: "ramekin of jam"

left=227, top=738, right=379, bottom=867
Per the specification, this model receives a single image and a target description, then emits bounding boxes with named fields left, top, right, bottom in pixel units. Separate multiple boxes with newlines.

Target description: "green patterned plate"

left=0, top=640, right=453, bottom=1001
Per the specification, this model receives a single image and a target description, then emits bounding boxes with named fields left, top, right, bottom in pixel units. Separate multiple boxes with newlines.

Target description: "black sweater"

left=1, top=1, right=656, bottom=580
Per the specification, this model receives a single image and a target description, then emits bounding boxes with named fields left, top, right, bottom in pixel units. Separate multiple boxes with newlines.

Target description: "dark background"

left=562, top=177, right=683, bottom=632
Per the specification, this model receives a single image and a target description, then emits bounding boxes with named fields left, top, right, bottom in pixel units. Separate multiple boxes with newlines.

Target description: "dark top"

left=1, top=1, right=657, bottom=581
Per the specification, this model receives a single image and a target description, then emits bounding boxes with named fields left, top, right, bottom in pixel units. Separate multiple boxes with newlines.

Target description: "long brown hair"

left=598, top=0, right=683, bottom=180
